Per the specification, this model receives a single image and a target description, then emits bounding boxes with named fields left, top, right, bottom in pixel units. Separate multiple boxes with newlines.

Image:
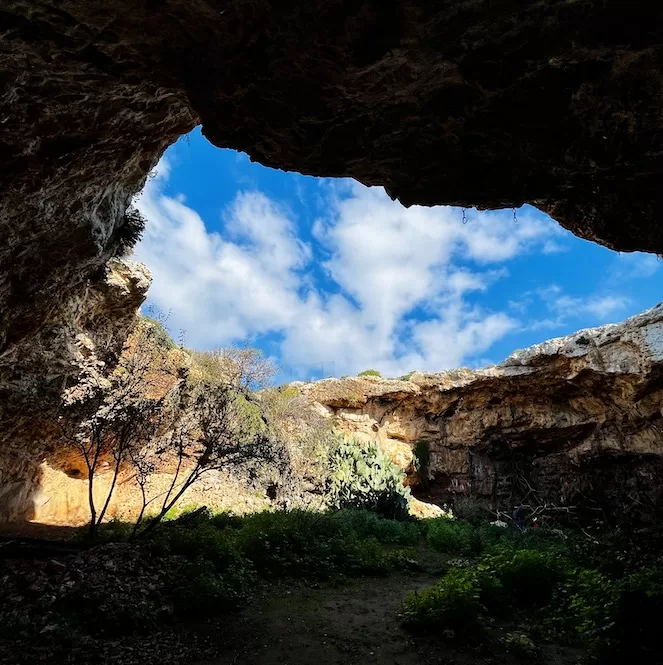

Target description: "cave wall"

left=0, top=259, right=150, bottom=521
left=3, top=1, right=663, bottom=366
left=302, top=304, right=663, bottom=519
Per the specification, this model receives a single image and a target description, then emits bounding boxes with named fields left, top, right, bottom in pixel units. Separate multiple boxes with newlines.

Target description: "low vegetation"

left=357, top=368, right=381, bottom=377
left=402, top=518, right=663, bottom=664
left=10, top=315, right=658, bottom=664
left=0, top=508, right=417, bottom=646
left=2, top=503, right=662, bottom=664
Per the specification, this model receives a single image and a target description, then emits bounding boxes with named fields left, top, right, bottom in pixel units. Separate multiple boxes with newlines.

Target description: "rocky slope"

left=299, top=304, right=663, bottom=519
left=3, top=1, right=663, bottom=521
left=4, top=299, right=663, bottom=525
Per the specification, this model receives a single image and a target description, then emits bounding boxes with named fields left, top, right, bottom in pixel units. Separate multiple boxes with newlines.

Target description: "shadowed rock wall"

left=3, top=1, right=663, bottom=363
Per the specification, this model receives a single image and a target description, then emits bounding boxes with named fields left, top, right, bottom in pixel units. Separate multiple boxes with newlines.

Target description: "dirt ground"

left=197, top=553, right=579, bottom=665
left=0, top=530, right=580, bottom=665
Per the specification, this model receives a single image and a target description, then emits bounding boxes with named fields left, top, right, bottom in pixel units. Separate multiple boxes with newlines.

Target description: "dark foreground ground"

left=1, top=510, right=660, bottom=665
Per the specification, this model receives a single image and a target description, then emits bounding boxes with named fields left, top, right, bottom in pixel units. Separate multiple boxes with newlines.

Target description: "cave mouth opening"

left=130, top=127, right=663, bottom=385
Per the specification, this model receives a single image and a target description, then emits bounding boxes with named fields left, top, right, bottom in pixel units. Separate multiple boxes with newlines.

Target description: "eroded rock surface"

left=0, top=258, right=150, bottom=521
left=300, top=304, right=663, bottom=517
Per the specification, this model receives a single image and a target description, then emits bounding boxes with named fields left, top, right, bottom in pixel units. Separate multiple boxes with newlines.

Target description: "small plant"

left=331, top=509, right=419, bottom=545
left=502, top=631, right=538, bottom=658
left=547, top=567, right=617, bottom=647
left=452, top=495, right=487, bottom=525
left=328, top=439, right=411, bottom=520
left=357, top=369, right=381, bottom=377
left=140, top=313, right=177, bottom=350
left=480, top=548, right=569, bottom=607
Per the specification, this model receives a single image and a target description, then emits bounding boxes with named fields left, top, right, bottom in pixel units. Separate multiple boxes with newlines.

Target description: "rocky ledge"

left=299, top=304, right=663, bottom=518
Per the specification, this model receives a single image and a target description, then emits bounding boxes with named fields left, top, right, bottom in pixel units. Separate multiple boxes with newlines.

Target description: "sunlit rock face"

left=0, top=259, right=150, bottom=522
left=301, top=304, right=663, bottom=519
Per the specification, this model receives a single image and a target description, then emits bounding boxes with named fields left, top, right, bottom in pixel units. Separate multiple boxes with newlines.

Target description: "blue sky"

left=133, top=127, right=663, bottom=383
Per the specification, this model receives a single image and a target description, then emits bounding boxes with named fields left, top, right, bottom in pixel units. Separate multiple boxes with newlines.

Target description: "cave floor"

left=0, top=536, right=580, bottom=665
left=198, top=551, right=579, bottom=665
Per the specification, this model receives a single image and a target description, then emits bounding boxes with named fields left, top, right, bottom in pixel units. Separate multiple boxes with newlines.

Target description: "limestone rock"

left=3, top=1, right=663, bottom=521
left=304, top=304, right=663, bottom=516
left=0, top=258, right=151, bottom=521
left=2, top=0, right=663, bottom=374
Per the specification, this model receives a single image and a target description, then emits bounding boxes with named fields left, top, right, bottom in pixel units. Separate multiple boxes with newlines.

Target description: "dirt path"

left=197, top=551, right=579, bottom=665
left=200, top=572, right=446, bottom=665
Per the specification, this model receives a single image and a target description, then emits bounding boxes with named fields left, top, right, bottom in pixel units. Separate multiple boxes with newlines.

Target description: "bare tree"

left=134, top=381, right=272, bottom=539
left=55, top=318, right=281, bottom=540
left=55, top=319, right=181, bottom=540
left=190, top=341, right=277, bottom=392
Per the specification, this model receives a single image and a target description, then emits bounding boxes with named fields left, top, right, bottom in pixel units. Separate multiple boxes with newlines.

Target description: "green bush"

left=227, top=509, right=408, bottom=579
left=331, top=509, right=419, bottom=545
left=606, top=566, right=663, bottom=662
left=547, top=568, right=617, bottom=647
left=149, top=522, right=245, bottom=573
left=452, top=496, right=487, bottom=525
left=167, top=557, right=255, bottom=615
left=141, top=314, right=176, bottom=350
left=426, top=518, right=482, bottom=556
left=328, top=440, right=411, bottom=520
left=481, top=548, right=569, bottom=607
left=402, top=567, right=502, bottom=635
left=357, top=369, right=381, bottom=377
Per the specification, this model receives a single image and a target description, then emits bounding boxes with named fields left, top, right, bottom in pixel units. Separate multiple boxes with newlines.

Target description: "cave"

left=2, top=3, right=663, bottom=663
left=2, top=0, right=663, bottom=521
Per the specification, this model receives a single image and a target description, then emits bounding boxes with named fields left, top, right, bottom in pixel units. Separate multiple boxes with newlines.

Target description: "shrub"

left=547, top=568, right=617, bottom=648
left=481, top=548, right=570, bottom=607
left=402, top=567, right=502, bottom=635
left=607, top=566, right=663, bottom=662
left=328, top=439, right=411, bottom=520
left=189, top=345, right=276, bottom=391
left=452, top=496, right=487, bottom=526
left=427, top=518, right=482, bottom=556
left=331, top=509, right=419, bottom=545
left=230, top=509, right=404, bottom=579
left=357, top=369, right=381, bottom=377
left=140, top=314, right=176, bottom=350
left=167, top=557, right=255, bottom=615
left=150, top=523, right=245, bottom=572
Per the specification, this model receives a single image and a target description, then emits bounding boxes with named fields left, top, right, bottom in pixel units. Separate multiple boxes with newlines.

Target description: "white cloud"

left=133, top=159, right=308, bottom=344
left=133, top=162, right=563, bottom=378
left=526, top=285, right=630, bottom=330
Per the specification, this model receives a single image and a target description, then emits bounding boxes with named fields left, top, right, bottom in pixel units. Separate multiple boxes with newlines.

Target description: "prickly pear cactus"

left=328, top=438, right=411, bottom=520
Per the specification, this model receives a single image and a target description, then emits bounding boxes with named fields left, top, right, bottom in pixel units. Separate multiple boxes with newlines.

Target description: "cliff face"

left=0, top=258, right=151, bottom=522
left=300, top=304, right=663, bottom=519
left=3, top=2, right=663, bottom=520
